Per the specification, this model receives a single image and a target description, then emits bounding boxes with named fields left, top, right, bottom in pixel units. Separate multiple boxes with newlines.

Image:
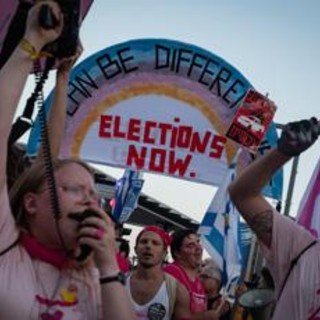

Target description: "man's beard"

left=139, top=258, right=162, bottom=269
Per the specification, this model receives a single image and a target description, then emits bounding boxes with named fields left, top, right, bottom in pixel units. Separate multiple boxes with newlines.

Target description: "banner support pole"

left=284, top=155, right=300, bottom=216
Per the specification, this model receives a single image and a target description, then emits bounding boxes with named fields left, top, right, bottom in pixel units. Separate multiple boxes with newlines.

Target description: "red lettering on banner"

left=126, top=145, right=193, bottom=177
left=158, top=123, right=172, bottom=145
left=127, top=118, right=141, bottom=142
left=168, top=151, right=192, bottom=176
left=99, top=115, right=227, bottom=163
left=143, top=121, right=157, bottom=144
left=99, top=115, right=112, bottom=138
left=170, top=126, right=178, bottom=148
left=149, top=148, right=166, bottom=172
left=176, top=125, right=192, bottom=148
left=209, top=135, right=227, bottom=159
left=113, top=116, right=126, bottom=138
left=190, top=131, right=211, bottom=154
left=127, top=145, right=147, bottom=169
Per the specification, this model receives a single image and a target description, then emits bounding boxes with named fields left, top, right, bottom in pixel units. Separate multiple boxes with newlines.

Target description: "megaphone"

left=238, top=288, right=274, bottom=320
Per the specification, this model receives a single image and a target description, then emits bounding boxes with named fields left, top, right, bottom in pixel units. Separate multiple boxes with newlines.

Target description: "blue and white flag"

left=111, top=169, right=144, bottom=223
left=198, top=159, right=244, bottom=290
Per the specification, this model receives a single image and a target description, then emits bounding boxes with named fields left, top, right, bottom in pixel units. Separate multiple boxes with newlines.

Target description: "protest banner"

left=27, top=39, right=283, bottom=199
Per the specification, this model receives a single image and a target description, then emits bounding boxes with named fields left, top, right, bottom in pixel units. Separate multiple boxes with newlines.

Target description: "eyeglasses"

left=58, top=184, right=100, bottom=202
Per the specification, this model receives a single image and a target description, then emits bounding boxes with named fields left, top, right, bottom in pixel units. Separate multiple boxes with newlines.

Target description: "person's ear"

left=23, top=192, right=38, bottom=216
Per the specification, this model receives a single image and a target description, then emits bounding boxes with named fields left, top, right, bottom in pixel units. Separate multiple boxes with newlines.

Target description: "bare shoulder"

left=175, top=280, right=189, bottom=304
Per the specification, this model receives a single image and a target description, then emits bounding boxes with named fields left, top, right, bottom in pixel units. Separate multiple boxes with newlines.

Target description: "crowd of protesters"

left=0, top=1, right=319, bottom=320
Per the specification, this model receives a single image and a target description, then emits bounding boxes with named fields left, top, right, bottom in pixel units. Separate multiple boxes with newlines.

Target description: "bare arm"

left=229, top=149, right=290, bottom=247
left=78, top=209, right=136, bottom=320
left=37, top=44, right=82, bottom=159
left=100, top=265, right=137, bottom=320
left=0, top=1, right=62, bottom=189
left=0, top=47, right=33, bottom=188
left=229, top=117, right=320, bottom=247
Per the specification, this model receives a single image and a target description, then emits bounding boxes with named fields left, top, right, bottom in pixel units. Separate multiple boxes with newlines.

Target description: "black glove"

left=277, top=117, right=320, bottom=157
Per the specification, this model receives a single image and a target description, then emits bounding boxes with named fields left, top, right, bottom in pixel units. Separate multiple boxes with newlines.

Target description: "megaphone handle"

left=38, top=4, right=59, bottom=30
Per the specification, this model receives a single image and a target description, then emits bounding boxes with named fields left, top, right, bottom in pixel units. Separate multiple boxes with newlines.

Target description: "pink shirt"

left=0, top=186, right=102, bottom=319
left=262, top=210, right=320, bottom=320
left=164, top=261, right=207, bottom=313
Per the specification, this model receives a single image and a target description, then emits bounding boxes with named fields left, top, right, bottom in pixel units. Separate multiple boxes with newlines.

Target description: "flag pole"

left=284, top=155, right=300, bottom=216
left=244, top=235, right=257, bottom=282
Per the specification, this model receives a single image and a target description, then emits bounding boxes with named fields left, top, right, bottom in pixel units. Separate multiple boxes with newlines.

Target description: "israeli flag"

left=198, top=159, right=243, bottom=290
left=112, top=169, right=144, bottom=223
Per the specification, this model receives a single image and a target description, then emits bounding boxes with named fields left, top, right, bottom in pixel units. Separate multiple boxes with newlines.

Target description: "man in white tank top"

left=126, top=226, right=173, bottom=320
left=126, top=225, right=220, bottom=320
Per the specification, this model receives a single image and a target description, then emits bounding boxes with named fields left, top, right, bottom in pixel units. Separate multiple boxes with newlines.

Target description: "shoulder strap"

left=0, top=238, right=19, bottom=258
left=277, top=239, right=317, bottom=300
left=168, top=263, right=192, bottom=292
left=164, top=273, right=177, bottom=318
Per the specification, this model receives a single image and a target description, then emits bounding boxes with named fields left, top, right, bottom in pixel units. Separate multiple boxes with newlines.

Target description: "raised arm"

left=38, top=43, right=82, bottom=159
left=0, top=1, right=62, bottom=189
left=229, top=117, right=320, bottom=247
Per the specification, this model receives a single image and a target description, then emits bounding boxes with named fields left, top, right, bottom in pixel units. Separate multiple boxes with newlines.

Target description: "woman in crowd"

left=0, top=1, right=136, bottom=319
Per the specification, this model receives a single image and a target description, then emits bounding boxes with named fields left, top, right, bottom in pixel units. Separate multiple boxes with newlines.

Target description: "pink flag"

left=297, top=157, right=320, bottom=238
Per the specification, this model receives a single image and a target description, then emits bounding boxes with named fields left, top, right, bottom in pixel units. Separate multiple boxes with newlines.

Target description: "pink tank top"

left=164, top=262, right=206, bottom=313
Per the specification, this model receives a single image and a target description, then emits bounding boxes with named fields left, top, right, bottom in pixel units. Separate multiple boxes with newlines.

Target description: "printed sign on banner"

left=226, top=89, right=277, bottom=153
left=27, top=39, right=283, bottom=199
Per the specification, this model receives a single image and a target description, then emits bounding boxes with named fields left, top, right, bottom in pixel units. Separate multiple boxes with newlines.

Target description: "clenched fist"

left=277, top=117, right=320, bottom=157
